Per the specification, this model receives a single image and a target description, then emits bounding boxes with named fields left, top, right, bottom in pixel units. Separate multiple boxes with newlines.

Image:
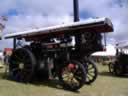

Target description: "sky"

left=0, top=0, right=128, bottom=50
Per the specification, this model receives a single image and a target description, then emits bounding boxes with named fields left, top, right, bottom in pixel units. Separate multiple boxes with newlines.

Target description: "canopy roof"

left=4, top=17, right=113, bottom=41
left=92, top=45, right=116, bottom=56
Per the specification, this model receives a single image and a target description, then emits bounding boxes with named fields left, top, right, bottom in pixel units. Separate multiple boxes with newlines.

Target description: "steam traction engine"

left=5, top=17, right=113, bottom=91
left=109, top=44, right=128, bottom=76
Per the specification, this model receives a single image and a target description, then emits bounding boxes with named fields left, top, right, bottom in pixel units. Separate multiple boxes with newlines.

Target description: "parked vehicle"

left=109, top=46, right=128, bottom=76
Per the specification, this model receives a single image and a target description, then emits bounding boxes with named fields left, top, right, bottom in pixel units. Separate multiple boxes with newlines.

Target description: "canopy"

left=4, top=17, right=113, bottom=41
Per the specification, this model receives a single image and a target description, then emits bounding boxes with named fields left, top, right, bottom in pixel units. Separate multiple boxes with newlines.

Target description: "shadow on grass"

left=0, top=72, right=6, bottom=79
left=32, top=79, right=63, bottom=90
left=32, top=79, right=80, bottom=93
left=98, top=71, right=128, bottom=78
left=0, top=71, right=80, bottom=93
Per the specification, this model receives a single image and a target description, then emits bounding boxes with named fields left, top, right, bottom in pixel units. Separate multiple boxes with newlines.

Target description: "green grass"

left=0, top=63, right=128, bottom=96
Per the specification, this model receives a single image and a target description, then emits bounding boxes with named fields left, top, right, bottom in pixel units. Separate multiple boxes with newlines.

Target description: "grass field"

left=0, top=63, right=128, bottom=96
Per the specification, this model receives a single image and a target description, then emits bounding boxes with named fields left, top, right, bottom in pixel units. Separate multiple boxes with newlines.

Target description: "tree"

left=0, top=16, right=7, bottom=39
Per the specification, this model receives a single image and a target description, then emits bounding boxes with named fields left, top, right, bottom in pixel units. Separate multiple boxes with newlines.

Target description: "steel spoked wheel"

left=58, top=60, right=86, bottom=91
left=114, top=63, right=123, bottom=76
left=9, top=48, right=36, bottom=82
left=108, top=63, right=114, bottom=73
left=83, top=59, right=98, bottom=84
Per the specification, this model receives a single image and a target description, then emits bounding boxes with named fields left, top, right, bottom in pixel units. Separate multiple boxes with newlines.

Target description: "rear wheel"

left=83, top=59, right=98, bottom=84
left=58, top=60, right=86, bottom=91
left=9, top=48, right=36, bottom=82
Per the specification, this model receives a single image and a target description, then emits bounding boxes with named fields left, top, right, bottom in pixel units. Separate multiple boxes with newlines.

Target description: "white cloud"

left=4, top=15, right=73, bottom=33
left=80, top=0, right=128, bottom=43
left=0, top=0, right=74, bottom=49
left=0, top=0, right=128, bottom=50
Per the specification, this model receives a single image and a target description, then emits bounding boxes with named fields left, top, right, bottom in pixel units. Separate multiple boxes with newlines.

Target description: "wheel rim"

left=9, top=49, right=34, bottom=82
left=61, top=64, right=80, bottom=87
left=59, top=61, right=86, bottom=90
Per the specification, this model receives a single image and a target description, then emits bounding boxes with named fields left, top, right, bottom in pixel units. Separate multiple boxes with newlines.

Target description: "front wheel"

left=58, top=60, right=86, bottom=91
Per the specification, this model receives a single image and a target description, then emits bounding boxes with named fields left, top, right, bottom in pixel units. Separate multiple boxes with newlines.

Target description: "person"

left=3, top=50, right=10, bottom=75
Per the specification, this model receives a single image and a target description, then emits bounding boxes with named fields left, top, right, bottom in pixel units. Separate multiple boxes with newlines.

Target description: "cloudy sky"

left=0, top=0, right=128, bottom=50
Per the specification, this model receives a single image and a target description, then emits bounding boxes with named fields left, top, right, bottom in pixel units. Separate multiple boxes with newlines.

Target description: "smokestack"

left=73, top=0, right=79, bottom=22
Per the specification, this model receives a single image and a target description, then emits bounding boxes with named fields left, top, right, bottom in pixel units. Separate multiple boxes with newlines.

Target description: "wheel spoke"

left=88, top=72, right=95, bottom=77
left=14, top=54, right=23, bottom=62
left=12, top=68, right=19, bottom=72
left=88, top=66, right=94, bottom=70
left=75, top=75, right=82, bottom=82
left=88, top=70, right=95, bottom=73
